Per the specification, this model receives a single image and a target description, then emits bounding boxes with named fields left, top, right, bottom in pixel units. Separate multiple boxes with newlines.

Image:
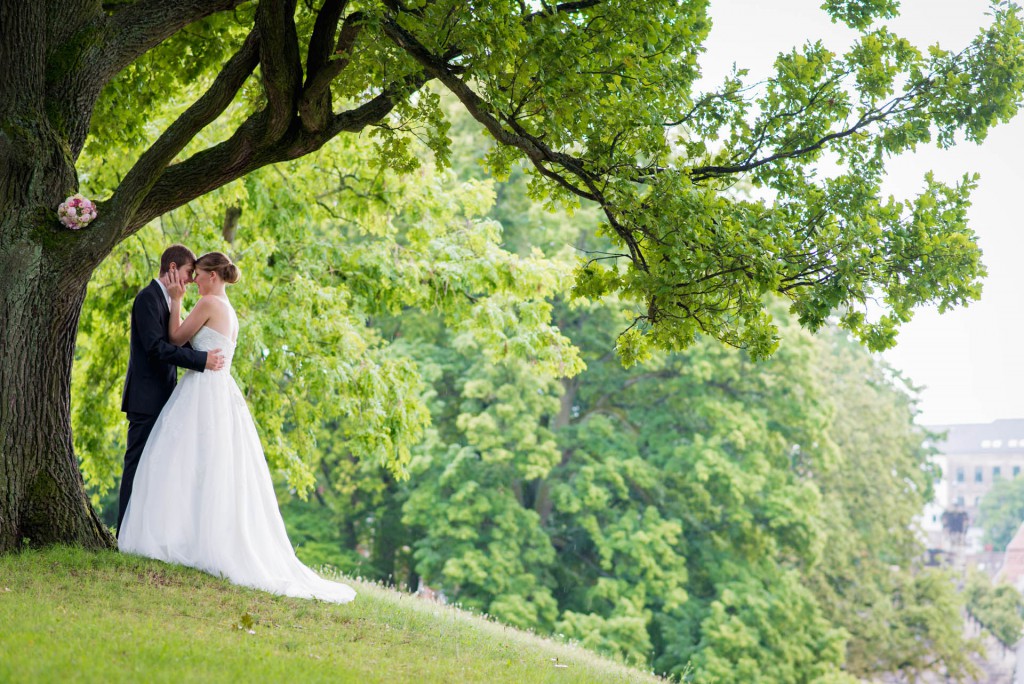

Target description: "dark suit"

left=117, top=280, right=207, bottom=535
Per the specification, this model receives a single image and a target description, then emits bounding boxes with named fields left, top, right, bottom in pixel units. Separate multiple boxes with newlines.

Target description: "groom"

left=117, top=244, right=225, bottom=536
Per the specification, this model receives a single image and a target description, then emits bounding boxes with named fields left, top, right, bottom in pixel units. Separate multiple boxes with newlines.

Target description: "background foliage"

left=965, top=570, right=1024, bottom=648
left=74, top=99, right=984, bottom=680
left=66, top=0, right=1024, bottom=679
left=980, top=470, right=1024, bottom=550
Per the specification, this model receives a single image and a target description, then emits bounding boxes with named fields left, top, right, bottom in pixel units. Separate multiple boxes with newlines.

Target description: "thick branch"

left=306, top=0, right=349, bottom=78
left=127, top=74, right=429, bottom=233
left=102, top=0, right=248, bottom=79
left=301, top=10, right=367, bottom=132
left=256, top=0, right=303, bottom=142
left=126, top=116, right=267, bottom=234
left=103, top=30, right=260, bottom=241
left=523, top=0, right=603, bottom=23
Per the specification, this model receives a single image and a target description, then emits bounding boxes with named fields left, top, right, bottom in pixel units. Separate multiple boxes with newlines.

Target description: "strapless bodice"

left=191, top=326, right=236, bottom=370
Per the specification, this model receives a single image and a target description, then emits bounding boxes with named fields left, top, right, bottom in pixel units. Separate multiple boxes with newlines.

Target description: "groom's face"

left=170, top=262, right=196, bottom=288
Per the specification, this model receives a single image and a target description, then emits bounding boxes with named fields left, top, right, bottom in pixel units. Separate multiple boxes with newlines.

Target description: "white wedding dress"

left=119, top=324, right=355, bottom=604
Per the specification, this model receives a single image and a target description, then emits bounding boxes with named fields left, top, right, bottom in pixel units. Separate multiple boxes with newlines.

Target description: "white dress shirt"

left=154, top=278, right=171, bottom=309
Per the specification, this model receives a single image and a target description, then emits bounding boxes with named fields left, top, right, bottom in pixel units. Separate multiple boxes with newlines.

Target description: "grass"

left=0, top=546, right=663, bottom=683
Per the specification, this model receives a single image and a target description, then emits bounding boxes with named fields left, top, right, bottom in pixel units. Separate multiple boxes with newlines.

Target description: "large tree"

left=2, top=0, right=1023, bottom=552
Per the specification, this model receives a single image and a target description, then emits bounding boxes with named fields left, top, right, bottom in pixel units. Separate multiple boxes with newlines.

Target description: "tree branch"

left=102, top=29, right=260, bottom=241
left=323, top=73, right=429, bottom=139
left=256, top=0, right=303, bottom=143
left=523, top=0, right=603, bottom=23
left=689, top=111, right=883, bottom=183
left=305, top=0, right=349, bottom=79
left=300, top=9, right=367, bottom=132
left=688, top=76, right=927, bottom=183
left=381, top=18, right=648, bottom=268
left=102, top=0, right=248, bottom=79
left=125, top=73, right=429, bottom=234
left=380, top=19, right=584, bottom=180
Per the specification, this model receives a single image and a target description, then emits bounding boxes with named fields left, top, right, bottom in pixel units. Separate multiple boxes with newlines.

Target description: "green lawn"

left=0, top=546, right=663, bottom=683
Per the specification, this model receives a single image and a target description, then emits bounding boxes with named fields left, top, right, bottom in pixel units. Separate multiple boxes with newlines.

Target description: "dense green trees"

left=70, top=102, right=985, bottom=678
left=965, top=570, right=1024, bottom=648
left=979, top=473, right=1024, bottom=550
left=5, top=0, right=1024, bottom=550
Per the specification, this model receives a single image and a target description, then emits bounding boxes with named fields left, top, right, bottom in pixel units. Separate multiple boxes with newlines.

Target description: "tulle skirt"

left=119, top=367, right=355, bottom=604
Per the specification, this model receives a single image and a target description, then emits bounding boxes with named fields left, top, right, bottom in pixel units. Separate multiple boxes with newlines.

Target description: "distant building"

left=933, top=419, right=1024, bottom=515
left=924, top=419, right=1024, bottom=566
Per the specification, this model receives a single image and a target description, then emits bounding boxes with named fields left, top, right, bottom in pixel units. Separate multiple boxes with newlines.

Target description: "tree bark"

left=533, top=376, right=579, bottom=526
left=0, top=260, right=114, bottom=552
left=0, top=2, right=114, bottom=552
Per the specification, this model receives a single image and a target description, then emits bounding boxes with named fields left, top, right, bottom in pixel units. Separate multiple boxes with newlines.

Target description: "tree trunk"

left=0, top=245, right=114, bottom=552
left=533, top=376, right=580, bottom=526
left=370, top=478, right=404, bottom=585
left=0, top=2, right=113, bottom=550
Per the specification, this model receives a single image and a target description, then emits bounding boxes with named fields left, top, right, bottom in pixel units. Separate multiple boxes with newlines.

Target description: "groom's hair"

left=159, top=244, right=197, bottom=275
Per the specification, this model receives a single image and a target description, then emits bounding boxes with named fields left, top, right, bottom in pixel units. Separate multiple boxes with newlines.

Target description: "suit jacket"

left=121, top=280, right=208, bottom=415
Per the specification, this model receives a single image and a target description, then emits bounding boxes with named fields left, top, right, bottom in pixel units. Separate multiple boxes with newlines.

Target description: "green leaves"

left=979, top=471, right=1024, bottom=550
left=65, top=2, right=1024, bottom=678
left=232, top=611, right=257, bottom=633
left=75, top=0, right=1024, bottom=365
left=820, top=0, right=900, bottom=30
left=965, top=570, right=1024, bottom=647
left=549, top=2, right=1022, bottom=363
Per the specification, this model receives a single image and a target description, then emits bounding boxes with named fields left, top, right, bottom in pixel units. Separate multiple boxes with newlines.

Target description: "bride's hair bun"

left=222, top=262, right=239, bottom=282
left=196, top=251, right=240, bottom=284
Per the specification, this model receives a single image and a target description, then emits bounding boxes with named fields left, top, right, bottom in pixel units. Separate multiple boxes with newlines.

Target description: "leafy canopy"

left=76, top=86, right=986, bottom=680
left=65, top=2, right=1024, bottom=675
left=77, top=0, right=1024, bottom=367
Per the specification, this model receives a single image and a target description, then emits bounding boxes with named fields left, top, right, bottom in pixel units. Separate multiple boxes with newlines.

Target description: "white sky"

left=702, top=0, right=1024, bottom=426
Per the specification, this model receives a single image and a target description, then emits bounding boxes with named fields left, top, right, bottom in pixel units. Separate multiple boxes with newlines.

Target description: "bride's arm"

left=169, top=297, right=213, bottom=346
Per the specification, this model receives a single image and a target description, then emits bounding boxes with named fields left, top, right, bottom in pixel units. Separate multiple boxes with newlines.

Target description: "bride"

left=118, top=251, right=355, bottom=604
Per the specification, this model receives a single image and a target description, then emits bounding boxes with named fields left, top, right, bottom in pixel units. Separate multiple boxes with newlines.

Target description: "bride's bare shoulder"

left=197, top=296, right=234, bottom=332
left=198, top=295, right=231, bottom=309
left=196, top=295, right=234, bottom=313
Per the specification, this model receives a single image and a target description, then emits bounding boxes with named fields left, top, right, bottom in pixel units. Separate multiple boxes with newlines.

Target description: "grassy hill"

left=0, top=546, right=663, bottom=683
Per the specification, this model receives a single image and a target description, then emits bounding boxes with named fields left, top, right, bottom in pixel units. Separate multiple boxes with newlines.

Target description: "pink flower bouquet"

left=58, top=194, right=97, bottom=230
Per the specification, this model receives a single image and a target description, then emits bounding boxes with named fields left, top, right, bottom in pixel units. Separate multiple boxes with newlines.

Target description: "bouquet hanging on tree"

left=58, top=193, right=97, bottom=230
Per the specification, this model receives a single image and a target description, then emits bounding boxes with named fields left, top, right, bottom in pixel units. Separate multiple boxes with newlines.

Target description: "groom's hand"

left=205, top=349, right=225, bottom=371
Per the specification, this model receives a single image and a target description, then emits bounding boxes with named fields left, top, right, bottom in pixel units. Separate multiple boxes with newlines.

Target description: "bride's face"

left=195, top=268, right=216, bottom=295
